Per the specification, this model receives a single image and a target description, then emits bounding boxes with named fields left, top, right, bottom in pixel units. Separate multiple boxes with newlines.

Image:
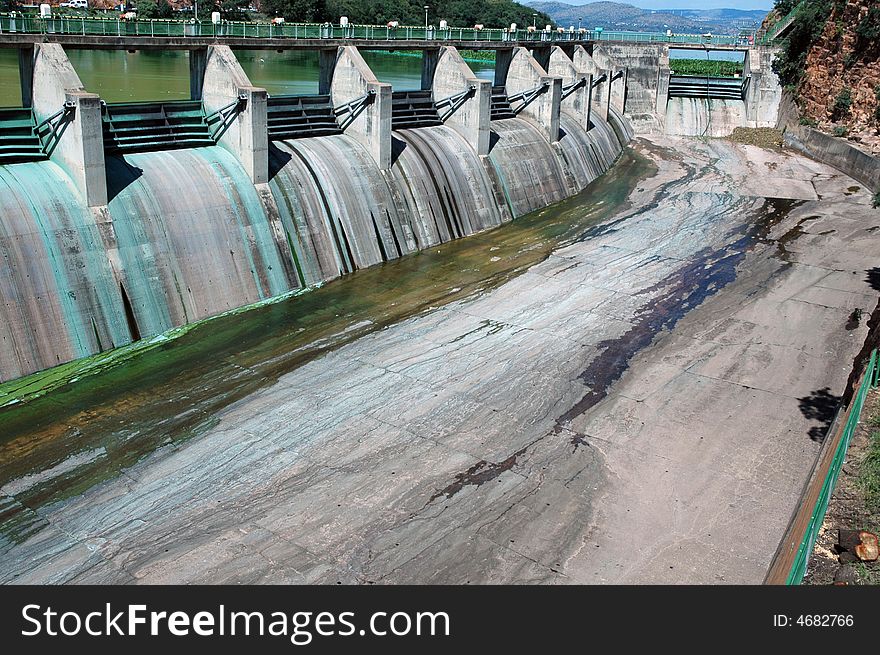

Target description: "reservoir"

left=0, top=48, right=494, bottom=105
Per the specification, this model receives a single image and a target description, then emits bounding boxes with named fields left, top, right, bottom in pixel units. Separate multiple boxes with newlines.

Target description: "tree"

left=265, top=0, right=550, bottom=28
left=261, top=0, right=326, bottom=22
left=137, top=0, right=159, bottom=18
left=772, top=0, right=832, bottom=89
left=156, top=0, right=174, bottom=18
left=219, top=0, right=252, bottom=20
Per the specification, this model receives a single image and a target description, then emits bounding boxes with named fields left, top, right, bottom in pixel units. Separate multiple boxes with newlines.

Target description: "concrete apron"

left=1, top=136, right=878, bottom=584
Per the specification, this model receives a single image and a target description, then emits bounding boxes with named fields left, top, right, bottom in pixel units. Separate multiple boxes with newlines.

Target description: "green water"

left=0, top=48, right=495, bottom=106
left=0, top=50, right=20, bottom=107
left=0, top=149, right=652, bottom=514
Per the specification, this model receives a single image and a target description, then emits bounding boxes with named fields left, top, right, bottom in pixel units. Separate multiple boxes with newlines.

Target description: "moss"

left=726, top=127, right=785, bottom=149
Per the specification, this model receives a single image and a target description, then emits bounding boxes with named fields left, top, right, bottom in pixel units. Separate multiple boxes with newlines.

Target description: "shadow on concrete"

left=391, top=135, right=407, bottom=166
left=798, top=387, right=842, bottom=443
left=866, top=267, right=880, bottom=292
left=267, top=142, right=292, bottom=182
left=488, top=130, right=500, bottom=155
left=105, top=156, right=144, bottom=203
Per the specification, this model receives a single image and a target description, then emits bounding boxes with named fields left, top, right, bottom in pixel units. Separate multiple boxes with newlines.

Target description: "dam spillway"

left=0, top=41, right=632, bottom=382
left=3, top=27, right=879, bottom=588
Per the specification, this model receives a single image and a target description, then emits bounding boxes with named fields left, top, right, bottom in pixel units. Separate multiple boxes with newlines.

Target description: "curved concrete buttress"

left=485, top=117, right=570, bottom=217
left=0, top=88, right=633, bottom=381
left=106, top=146, right=294, bottom=336
left=0, top=161, right=130, bottom=381
left=387, top=125, right=504, bottom=247
left=608, top=105, right=635, bottom=144
left=554, top=111, right=626, bottom=193
left=269, top=135, right=410, bottom=281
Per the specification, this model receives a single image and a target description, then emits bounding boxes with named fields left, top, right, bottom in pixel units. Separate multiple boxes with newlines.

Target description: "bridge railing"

left=757, top=0, right=804, bottom=45
left=0, top=14, right=757, bottom=46
left=766, top=348, right=879, bottom=584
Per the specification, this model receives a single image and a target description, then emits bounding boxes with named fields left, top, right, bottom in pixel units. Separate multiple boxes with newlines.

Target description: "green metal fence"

left=0, top=15, right=757, bottom=47
left=759, top=1, right=805, bottom=44
left=786, top=348, right=880, bottom=584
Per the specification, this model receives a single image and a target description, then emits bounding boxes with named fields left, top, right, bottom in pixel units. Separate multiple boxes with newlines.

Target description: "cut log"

left=854, top=531, right=878, bottom=562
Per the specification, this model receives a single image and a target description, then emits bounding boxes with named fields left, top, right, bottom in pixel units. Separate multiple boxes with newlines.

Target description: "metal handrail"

left=767, top=349, right=880, bottom=584
left=35, top=100, right=75, bottom=155
left=760, top=1, right=804, bottom=44
left=560, top=77, right=586, bottom=102
left=436, top=85, right=475, bottom=122
left=205, top=94, right=246, bottom=140
left=0, top=14, right=767, bottom=46
left=334, top=90, right=374, bottom=130
left=508, top=81, right=549, bottom=115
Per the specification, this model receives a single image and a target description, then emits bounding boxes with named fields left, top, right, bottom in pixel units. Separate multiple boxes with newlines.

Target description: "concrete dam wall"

left=0, top=43, right=631, bottom=382
left=585, top=42, right=782, bottom=137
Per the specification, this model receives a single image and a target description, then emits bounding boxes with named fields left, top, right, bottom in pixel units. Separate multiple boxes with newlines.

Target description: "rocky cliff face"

left=797, top=2, right=880, bottom=139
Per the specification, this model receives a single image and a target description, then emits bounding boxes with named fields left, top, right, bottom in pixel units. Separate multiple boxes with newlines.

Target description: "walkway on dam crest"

left=1, top=136, right=877, bottom=584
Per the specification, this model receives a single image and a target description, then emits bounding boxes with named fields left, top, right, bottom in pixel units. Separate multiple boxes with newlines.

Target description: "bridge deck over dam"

left=0, top=15, right=762, bottom=50
left=0, top=34, right=755, bottom=51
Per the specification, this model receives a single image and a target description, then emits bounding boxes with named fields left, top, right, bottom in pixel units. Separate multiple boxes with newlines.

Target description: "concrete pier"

left=609, top=67, right=628, bottom=115
left=201, top=45, right=269, bottom=184
left=429, top=46, right=491, bottom=156
left=655, top=53, right=671, bottom=124
left=592, top=42, right=664, bottom=129
left=744, top=47, right=783, bottom=128
left=327, top=45, right=392, bottom=169
left=572, top=46, right=610, bottom=122
left=548, top=46, right=592, bottom=132
left=504, top=46, right=562, bottom=143
left=30, top=43, right=107, bottom=207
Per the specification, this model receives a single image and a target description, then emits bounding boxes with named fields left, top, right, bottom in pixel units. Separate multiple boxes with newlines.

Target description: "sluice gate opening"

left=667, top=76, right=749, bottom=101
left=391, top=90, right=442, bottom=130
left=266, top=95, right=342, bottom=140
left=101, top=100, right=216, bottom=154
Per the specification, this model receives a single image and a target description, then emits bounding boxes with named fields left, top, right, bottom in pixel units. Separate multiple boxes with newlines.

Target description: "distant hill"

left=526, top=2, right=768, bottom=34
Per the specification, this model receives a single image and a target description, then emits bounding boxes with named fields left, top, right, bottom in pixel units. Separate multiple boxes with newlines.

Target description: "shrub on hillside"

left=831, top=87, right=852, bottom=120
left=874, top=85, right=880, bottom=122
left=772, top=1, right=833, bottom=88
left=856, top=7, right=880, bottom=44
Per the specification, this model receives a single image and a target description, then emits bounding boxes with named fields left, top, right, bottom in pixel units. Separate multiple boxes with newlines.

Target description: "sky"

left=549, top=1, right=773, bottom=8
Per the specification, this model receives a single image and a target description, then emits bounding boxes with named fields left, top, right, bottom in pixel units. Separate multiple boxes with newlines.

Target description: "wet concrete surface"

left=1, top=136, right=879, bottom=584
